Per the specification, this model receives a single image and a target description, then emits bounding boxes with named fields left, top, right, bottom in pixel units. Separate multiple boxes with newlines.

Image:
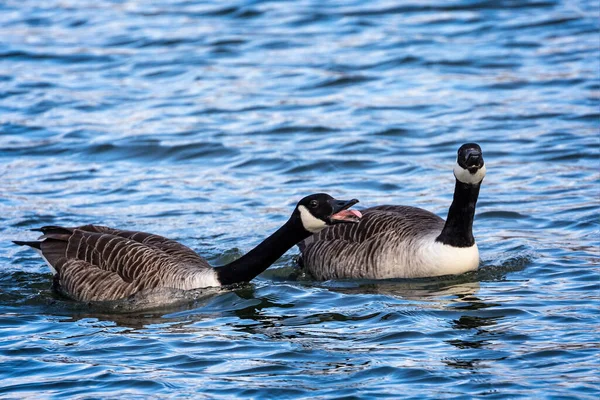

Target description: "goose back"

left=45, top=225, right=211, bottom=267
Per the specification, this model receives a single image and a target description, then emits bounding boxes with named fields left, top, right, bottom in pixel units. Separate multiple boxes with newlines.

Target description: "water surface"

left=1, top=0, right=599, bottom=398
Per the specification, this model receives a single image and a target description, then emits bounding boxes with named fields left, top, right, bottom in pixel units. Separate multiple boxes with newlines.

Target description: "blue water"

left=1, top=0, right=599, bottom=398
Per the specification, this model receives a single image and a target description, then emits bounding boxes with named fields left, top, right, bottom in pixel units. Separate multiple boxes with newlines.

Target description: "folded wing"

left=32, top=225, right=214, bottom=301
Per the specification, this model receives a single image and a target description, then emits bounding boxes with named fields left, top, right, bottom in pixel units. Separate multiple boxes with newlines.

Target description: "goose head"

left=295, top=193, right=362, bottom=233
left=453, top=143, right=486, bottom=185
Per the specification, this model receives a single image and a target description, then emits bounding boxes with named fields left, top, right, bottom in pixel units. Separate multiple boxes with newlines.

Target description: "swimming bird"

left=299, top=143, right=486, bottom=279
left=13, top=193, right=361, bottom=302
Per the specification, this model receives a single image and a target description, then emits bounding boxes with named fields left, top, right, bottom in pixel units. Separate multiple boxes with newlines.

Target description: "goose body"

left=14, top=194, right=361, bottom=302
left=299, top=143, right=486, bottom=280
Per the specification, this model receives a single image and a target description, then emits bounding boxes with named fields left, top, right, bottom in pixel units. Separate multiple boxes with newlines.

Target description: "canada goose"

left=299, top=143, right=486, bottom=279
left=13, top=193, right=361, bottom=302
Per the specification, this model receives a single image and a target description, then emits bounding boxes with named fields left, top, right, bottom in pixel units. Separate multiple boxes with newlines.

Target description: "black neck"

left=436, top=179, right=481, bottom=247
left=214, top=217, right=309, bottom=286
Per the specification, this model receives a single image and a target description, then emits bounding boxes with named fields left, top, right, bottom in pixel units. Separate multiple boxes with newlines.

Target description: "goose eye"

left=309, top=200, right=319, bottom=208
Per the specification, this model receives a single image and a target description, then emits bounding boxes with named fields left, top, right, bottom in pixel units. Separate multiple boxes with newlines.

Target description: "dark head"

left=294, top=193, right=362, bottom=233
left=453, top=143, right=485, bottom=185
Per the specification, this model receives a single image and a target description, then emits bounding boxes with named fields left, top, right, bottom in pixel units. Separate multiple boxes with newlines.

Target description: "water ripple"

left=0, top=0, right=599, bottom=398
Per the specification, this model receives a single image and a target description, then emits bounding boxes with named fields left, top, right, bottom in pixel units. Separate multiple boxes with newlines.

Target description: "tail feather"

left=13, top=240, right=42, bottom=249
left=31, top=226, right=73, bottom=235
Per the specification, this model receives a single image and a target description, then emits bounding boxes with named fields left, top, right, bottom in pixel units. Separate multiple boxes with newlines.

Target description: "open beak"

left=465, top=149, right=484, bottom=173
left=328, top=198, right=362, bottom=224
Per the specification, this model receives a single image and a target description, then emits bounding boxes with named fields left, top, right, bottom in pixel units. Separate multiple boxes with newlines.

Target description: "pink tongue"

left=349, top=210, right=362, bottom=218
left=333, top=209, right=362, bottom=219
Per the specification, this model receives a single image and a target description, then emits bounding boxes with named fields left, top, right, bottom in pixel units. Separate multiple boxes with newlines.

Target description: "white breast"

left=178, top=268, right=221, bottom=290
left=416, top=235, right=480, bottom=277
left=369, top=233, right=479, bottom=279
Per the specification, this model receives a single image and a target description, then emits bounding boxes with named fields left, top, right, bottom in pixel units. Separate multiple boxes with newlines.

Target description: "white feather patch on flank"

left=364, top=233, right=480, bottom=279
left=34, top=248, right=57, bottom=274
left=417, top=235, right=480, bottom=276
left=186, top=268, right=221, bottom=289
left=298, top=205, right=327, bottom=233
left=453, top=163, right=486, bottom=184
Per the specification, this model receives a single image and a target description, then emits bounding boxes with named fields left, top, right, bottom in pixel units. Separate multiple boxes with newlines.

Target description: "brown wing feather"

left=37, top=224, right=209, bottom=269
left=39, top=229, right=213, bottom=300
left=17, top=225, right=218, bottom=302
left=53, top=258, right=138, bottom=302
left=71, top=225, right=209, bottom=267
left=300, top=205, right=443, bottom=250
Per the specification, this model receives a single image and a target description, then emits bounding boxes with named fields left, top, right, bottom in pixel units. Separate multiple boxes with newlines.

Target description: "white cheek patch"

left=453, top=163, right=486, bottom=184
left=298, top=205, right=327, bottom=233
